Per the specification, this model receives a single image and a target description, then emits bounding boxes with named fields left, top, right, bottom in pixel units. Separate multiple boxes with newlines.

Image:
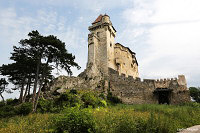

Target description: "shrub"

left=6, top=98, right=19, bottom=105
left=81, top=92, right=100, bottom=108
left=54, top=108, right=96, bottom=133
left=0, top=101, right=5, bottom=107
left=55, top=92, right=83, bottom=109
left=16, top=102, right=32, bottom=115
left=99, top=100, right=107, bottom=107
left=37, top=99, right=56, bottom=113
left=99, top=93, right=106, bottom=99
left=107, top=91, right=121, bottom=104
left=189, top=87, right=200, bottom=103
left=69, top=89, right=77, bottom=94
left=0, top=105, right=16, bottom=118
left=179, top=102, right=200, bottom=108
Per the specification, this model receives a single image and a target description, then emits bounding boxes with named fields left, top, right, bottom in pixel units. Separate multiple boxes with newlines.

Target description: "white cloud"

left=0, top=7, right=87, bottom=99
left=121, top=0, right=200, bottom=86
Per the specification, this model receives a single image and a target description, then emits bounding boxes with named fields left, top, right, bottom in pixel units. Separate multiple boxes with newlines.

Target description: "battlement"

left=108, top=67, right=187, bottom=89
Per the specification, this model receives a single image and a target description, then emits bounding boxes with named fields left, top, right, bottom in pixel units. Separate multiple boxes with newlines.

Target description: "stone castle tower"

left=87, top=14, right=139, bottom=78
left=51, top=14, right=190, bottom=105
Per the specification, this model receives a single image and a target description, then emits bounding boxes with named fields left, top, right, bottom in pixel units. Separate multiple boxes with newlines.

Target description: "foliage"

left=37, top=98, right=59, bottom=113
left=1, top=104, right=200, bottom=133
left=0, top=113, right=56, bottom=133
left=0, top=30, right=80, bottom=111
left=0, top=78, right=9, bottom=103
left=54, top=107, right=96, bottom=133
left=179, top=101, right=200, bottom=108
left=69, top=89, right=78, bottom=94
left=6, top=98, right=19, bottom=106
left=0, top=105, right=16, bottom=118
left=189, top=87, right=200, bottom=103
left=81, top=92, right=100, bottom=108
left=16, top=102, right=32, bottom=115
left=107, top=91, right=122, bottom=104
left=55, top=92, right=83, bottom=109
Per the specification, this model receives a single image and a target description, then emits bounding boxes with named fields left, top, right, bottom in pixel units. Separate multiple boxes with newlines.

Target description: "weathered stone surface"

left=108, top=68, right=190, bottom=104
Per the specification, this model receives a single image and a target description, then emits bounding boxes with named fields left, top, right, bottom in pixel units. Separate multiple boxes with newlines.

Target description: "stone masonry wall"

left=108, top=68, right=190, bottom=104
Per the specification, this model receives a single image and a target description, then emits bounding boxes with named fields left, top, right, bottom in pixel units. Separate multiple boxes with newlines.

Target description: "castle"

left=87, top=14, right=139, bottom=78
left=51, top=14, right=190, bottom=104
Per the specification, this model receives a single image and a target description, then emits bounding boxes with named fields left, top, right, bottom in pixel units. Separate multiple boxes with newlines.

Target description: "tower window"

left=131, top=64, right=133, bottom=68
left=97, top=32, right=100, bottom=37
left=110, top=43, right=112, bottom=47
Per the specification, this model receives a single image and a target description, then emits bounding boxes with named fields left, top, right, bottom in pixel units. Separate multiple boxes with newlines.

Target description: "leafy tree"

left=1, top=30, right=80, bottom=112
left=0, top=78, right=9, bottom=103
left=17, top=30, right=80, bottom=111
left=189, top=87, right=200, bottom=103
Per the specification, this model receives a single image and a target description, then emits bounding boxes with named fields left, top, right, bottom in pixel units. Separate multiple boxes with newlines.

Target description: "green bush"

left=0, top=105, right=16, bottom=118
left=6, top=98, right=19, bottom=105
left=0, top=101, right=5, bottom=107
left=37, top=99, right=57, bottom=113
left=54, top=108, right=96, bottom=133
left=189, top=87, right=200, bottom=103
left=179, top=102, right=200, bottom=108
left=81, top=92, right=100, bottom=108
left=55, top=92, right=83, bottom=109
left=107, top=91, right=121, bottom=104
left=69, top=89, right=77, bottom=94
left=16, top=102, right=32, bottom=115
left=99, top=100, right=107, bottom=107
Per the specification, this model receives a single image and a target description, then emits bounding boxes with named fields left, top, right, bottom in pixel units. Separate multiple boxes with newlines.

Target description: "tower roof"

left=92, top=14, right=103, bottom=24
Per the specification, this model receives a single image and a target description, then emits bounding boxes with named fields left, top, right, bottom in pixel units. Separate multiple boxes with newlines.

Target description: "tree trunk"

left=0, top=93, right=5, bottom=103
left=19, top=83, right=25, bottom=103
left=28, top=82, right=31, bottom=96
left=33, top=60, right=49, bottom=112
left=22, top=78, right=30, bottom=103
left=32, top=59, right=41, bottom=112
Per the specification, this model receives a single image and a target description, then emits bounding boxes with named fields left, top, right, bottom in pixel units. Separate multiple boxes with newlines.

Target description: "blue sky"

left=1, top=0, right=200, bottom=99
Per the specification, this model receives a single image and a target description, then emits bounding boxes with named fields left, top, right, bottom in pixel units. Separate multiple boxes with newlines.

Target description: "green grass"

left=0, top=104, right=200, bottom=133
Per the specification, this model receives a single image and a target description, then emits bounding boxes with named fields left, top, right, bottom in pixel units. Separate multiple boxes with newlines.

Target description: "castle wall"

left=88, top=26, right=108, bottom=76
left=114, top=43, right=139, bottom=78
left=106, top=25, right=116, bottom=70
left=108, top=68, right=190, bottom=104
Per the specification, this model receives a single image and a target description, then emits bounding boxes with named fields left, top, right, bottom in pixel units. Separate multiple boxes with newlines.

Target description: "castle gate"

left=154, top=88, right=173, bottom=104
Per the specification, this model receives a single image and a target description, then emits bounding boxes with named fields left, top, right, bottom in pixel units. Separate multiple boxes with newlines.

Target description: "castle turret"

left=87, top=14, right=117, bottom=76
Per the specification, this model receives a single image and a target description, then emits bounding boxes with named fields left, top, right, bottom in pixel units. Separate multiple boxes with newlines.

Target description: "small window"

left=97, top=32, right=100, bottom=37
left=131, top=64, right=133, bottom=68
left=110, top=43, right=112, bottom=47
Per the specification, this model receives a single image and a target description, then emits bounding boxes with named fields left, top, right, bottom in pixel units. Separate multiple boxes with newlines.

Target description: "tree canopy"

left=0, top=78, right=9, bottom=103
left=0, top=30, right=80, bottom=111
left=189, top=87, right=200, bottom=103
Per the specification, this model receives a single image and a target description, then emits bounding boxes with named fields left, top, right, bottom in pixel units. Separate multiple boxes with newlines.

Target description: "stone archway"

left=154, top=88, right=172, bottom=104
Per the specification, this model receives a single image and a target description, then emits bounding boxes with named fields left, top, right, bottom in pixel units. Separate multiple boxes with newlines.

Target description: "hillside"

left=0, top=90, right=200, bottom=133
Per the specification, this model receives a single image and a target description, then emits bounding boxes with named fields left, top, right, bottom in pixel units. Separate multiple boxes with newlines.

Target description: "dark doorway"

left=154, top=88, right=172, bottom=104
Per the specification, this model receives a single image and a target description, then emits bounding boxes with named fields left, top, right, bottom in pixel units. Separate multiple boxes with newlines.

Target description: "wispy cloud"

left=120, top=0, right=200, bottom=86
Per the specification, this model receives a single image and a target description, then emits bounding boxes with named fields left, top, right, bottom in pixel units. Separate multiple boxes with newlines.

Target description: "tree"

left=16, top=30, right=80, bottom=112
left=189, top=87, right=200, bottom=103
left=0, top=78, right=9, bottom=103
left=0, top=55, right=36, bottom=103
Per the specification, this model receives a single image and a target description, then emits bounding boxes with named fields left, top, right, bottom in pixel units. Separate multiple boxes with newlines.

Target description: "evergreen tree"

left=0, top=78, right=9, bottom=103
left=0, top=30, right=80, bottom=111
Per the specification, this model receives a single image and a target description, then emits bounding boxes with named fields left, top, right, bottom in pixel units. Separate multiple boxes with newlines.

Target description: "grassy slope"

left=0, top=104, right=200, bottom=133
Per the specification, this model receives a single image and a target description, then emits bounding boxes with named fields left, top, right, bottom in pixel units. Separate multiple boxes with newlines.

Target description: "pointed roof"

left=92, top=14, right=103, bottom=24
